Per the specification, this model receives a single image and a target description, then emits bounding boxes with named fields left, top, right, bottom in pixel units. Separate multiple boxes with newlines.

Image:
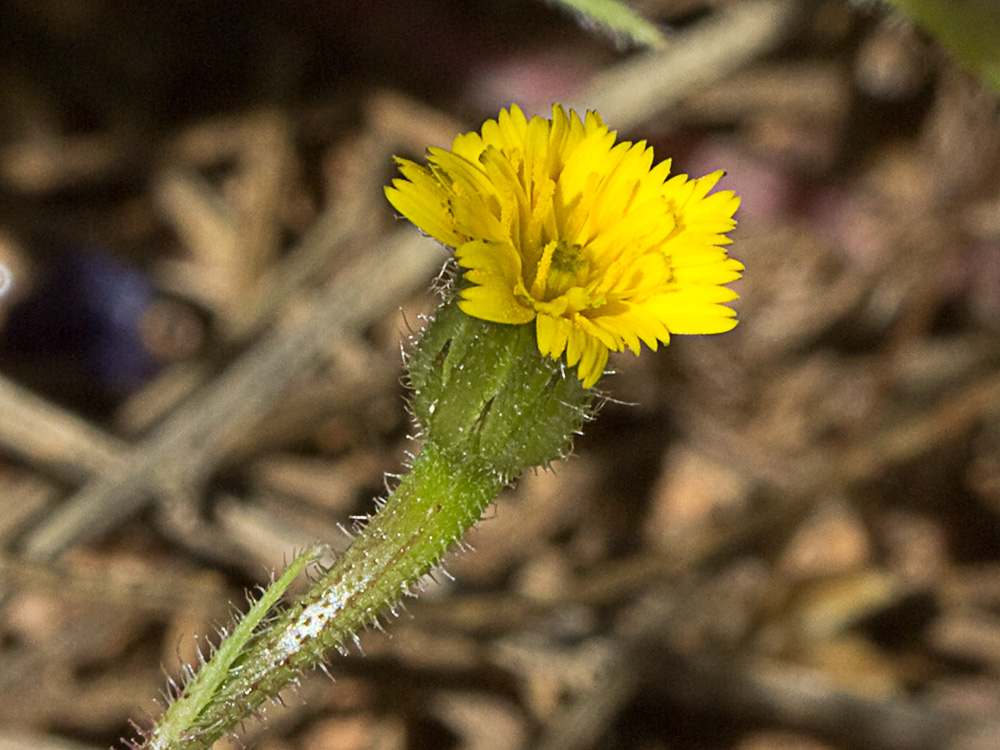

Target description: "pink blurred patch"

left=808, top=187, right=887, bottom=267
left=463, top=48, right=605, bottom=116
left=684, top=140, right=800, bottom=226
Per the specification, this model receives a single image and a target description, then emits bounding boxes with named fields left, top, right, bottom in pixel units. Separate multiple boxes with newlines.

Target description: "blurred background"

left=2, top=1, right=1000, bottom=749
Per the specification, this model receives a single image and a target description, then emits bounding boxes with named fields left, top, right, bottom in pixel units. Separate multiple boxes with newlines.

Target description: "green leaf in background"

left=547, top=0, right=665, bottom=48
left=881, top=0, right=1000, bottom=95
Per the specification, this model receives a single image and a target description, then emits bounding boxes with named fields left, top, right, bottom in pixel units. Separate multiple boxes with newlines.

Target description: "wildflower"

left=386, top=104, right=742, bottom=387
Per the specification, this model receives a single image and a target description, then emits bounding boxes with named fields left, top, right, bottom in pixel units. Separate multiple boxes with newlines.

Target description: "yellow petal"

left=577, top=337, right=609, bottom=388
left=456, top=240, right=535, bottom=325
left=673, top=258, right=744, bottom=285
left=536, top=313, right=571, bottom=358
left=385, top=182, right=463, bottom=248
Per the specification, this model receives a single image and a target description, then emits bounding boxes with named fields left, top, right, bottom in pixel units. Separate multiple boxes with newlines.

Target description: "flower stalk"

left=140, top=298, right=592, bottom=750
left=137, top=103, right=741, bottom=749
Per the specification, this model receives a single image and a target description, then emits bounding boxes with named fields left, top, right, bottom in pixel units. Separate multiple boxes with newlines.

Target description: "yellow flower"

left=385, top=104, right=743, bottom=388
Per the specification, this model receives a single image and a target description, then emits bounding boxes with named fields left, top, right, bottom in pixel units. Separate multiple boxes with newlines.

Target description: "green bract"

left=408, top=296, right=594, bottom=482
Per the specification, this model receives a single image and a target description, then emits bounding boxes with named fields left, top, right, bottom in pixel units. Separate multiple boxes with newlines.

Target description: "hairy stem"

left=147, top=441, right=502, bottom=749
left=141, top=298, right=592, bottom=749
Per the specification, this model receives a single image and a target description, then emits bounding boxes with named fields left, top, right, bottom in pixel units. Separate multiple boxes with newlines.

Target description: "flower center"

left=530, top=241, right=588, bottom=298
left=521, top=240, right=605, bottom=318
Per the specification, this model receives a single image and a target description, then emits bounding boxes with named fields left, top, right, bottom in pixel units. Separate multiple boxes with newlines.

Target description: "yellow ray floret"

left=385, top=104, right=743, bottom=388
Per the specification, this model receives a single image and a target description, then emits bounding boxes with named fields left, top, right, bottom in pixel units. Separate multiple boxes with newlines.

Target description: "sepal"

left=407, top=297, right=594, bottom=481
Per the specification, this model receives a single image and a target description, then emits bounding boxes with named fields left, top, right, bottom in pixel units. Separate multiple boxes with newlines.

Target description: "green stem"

left=147, top=441, right=502, bottom=750
left=141, top=298, right=592, bottom=749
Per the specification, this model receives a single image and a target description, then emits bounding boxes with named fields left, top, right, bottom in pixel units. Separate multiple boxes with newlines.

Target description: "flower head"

left=386, top=104, right=743, bottom=387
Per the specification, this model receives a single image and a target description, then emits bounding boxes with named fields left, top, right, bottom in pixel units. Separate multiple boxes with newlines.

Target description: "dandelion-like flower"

left=386, top=104, right=743, bottom=387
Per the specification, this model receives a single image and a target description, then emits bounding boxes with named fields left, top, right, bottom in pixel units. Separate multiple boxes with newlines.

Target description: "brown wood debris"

left=1, top=1, right=1000, bottom=749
